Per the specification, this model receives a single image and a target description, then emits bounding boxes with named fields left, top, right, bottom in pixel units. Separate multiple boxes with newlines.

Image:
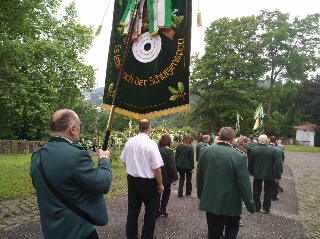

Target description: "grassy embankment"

left=0, top=152, right=127, bottom=200
left=0, top=145, right=319, bottom=201
left=284, top=146, right=320, bottom=238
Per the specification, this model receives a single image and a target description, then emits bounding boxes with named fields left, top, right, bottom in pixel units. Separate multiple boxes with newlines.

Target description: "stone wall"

left=0, top=140, right=47, bottom=154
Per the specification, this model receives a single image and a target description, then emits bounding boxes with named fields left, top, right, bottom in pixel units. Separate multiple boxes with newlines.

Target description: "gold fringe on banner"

left=101, top=103, right=191, bottom=120
left=95, top=24, right=102, bottom=36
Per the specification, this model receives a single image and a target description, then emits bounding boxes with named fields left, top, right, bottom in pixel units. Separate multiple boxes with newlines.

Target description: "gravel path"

left=0, top=151, right=319, bottom=239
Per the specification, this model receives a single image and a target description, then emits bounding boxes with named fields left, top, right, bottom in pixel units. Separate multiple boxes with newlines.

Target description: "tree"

left=73, top=100, right=99, bottom=137
left=190, top=16, right=267, bottom=133
left=0, top=1, right=95, bottom=140
left=258, top=10, right=320, bottom=116
left=269, top=81, right=301, bottom=137
left=295, top=74, right=320, bottom=125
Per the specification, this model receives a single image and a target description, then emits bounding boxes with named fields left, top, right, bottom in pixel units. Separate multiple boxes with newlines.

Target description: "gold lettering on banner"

left=114, top=45, right=122, bottom=69
left=114, top=45, right=121, bottom=53
left=149, top=38, right=185, bottom=86
left=114, top=55, right=121, bottom=69
left=114, top=39, right=185, bottom=87
left=123, top=72, right=147, bottom=87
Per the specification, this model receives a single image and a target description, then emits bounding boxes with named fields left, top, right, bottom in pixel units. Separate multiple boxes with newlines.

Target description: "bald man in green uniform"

left=197, top=127, right=255, bottom=239
left=30, top=109, right=112, bottom=239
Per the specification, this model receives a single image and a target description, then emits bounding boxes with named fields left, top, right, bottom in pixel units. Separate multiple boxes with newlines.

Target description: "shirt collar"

left=49, top=136, right=73, bottom=143
left=217, top=141, right=233, bottom=147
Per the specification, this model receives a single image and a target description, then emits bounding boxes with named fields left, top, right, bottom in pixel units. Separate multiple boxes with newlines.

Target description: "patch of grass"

left=284, top=145, right=320, bottom=153
left=0, top=152, right=127, bottom=201
left=0, top=154, right=35, bottom=200
left=287, top=160, right=320, bottom=239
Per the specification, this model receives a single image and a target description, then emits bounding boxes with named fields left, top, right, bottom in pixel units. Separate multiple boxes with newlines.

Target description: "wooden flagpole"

left=102, top=0, right=141, bottom=150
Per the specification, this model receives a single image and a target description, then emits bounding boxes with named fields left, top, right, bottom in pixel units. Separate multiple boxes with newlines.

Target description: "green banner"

left=102, top=0, right=192, bottom=119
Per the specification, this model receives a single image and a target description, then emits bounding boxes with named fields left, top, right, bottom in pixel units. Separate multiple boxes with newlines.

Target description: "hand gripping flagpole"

left=102, top=0, right=141, bottom=151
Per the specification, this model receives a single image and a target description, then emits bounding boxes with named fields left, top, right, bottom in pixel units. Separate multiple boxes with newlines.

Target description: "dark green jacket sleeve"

left=273, top=150, right=282, bottom=179
left=235, top=154, right=256, bottom=213
left=168, top=150, right=178, bottom=181
left=190, top=146, right=195, bottom=169
left=74, top=151, right=112, bottom=194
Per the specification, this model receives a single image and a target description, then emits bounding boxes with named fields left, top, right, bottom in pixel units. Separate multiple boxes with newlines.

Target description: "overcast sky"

left=66, top=0, right=319, bottom=87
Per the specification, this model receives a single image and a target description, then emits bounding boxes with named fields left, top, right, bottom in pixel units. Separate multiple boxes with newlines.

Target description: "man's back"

left=197, top=143, right=255, bottom=216
left=121, top=133, right=163, bottom=178
left=30, top=137, right=112, bottom=239
left=250, top=144, right=281, bottom=180
left=196, top=141, right=208, bottom=161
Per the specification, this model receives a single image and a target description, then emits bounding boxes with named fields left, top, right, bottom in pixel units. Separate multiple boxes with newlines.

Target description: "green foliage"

left=257, top=10, right=320, bottom=116
left=172, top=14, right=184, bottom=29
left=263, top=117, right=282, bottom=136
left=295, top=74, right=320, bottom=126
left=73, top=100, right=99, bottom=136
left=0, top=0, right=95, bottom=140
left=190, top=11, right=320, bottom=136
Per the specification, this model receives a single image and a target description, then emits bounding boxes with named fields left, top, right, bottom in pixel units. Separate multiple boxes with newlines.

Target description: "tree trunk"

left=210, top=116, right=219, bottom=134
left=267, top=76, right=276, bottom=117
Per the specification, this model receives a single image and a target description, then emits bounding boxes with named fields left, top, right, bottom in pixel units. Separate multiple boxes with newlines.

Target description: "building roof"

left=294, top=124, right=317, bottom=131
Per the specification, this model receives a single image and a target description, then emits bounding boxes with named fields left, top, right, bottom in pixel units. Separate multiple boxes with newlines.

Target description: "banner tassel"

left=95, top=0, right=112, bottom=36
left=197, top=0, right=202, bottom=27
left=95, top=24, right=102, bottom=36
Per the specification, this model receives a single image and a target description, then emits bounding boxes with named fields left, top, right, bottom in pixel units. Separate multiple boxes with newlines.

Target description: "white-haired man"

left=249, top=134, right=281, bottom=213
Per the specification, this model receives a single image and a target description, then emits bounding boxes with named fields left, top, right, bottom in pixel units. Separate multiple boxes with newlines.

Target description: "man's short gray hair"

left=258, top=134, right=268, bottom=144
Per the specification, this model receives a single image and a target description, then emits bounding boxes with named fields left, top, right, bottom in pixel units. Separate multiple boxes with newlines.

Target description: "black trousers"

left=157, top=184, right=171, bottom=212
left=253, top=178, right=273, bottom=211
left=177, top=167, right=192, bottom=196
left=84, top=229, right=99, bottom=239
left=206, top=212, right=240, bottom=239
left=126, top=174, right=158, bottom=239
left=271, top=181, right=279, bottom=199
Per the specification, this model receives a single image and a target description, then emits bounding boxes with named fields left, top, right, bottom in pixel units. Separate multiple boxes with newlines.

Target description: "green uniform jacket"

left=30, top=137, right=112, bottom=239
left=246, top=141, right=258, bottom=148
left=159, top=146, right=178, bottom=185
left=197, top=142, right=256, bottom=216
left=196, top=142, right=209, bottom=162
left=249, top=144, right=281, bottom=180
left=175, top=144, right=194, bottom=169
left=269, top=143, right=284, bottom=172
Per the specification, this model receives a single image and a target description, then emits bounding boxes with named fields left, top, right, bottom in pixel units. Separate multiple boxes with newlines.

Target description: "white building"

left=294, top=124, right=317, bottom=146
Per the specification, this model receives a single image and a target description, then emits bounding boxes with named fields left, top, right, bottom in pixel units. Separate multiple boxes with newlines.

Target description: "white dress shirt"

left=121, top=133, right=164, bottom=178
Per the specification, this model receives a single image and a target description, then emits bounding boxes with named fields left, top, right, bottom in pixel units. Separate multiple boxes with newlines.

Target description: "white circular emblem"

left=132, top=32, right=162, bottom=63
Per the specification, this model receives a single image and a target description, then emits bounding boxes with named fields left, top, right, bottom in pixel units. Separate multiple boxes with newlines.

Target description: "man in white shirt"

left=121, top=119, right=164, bottom=239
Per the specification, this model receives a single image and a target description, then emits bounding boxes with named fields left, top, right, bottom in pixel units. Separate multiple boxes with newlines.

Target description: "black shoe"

left=156, top=211, right=161, bottom=218
left=178, top=194, right=183, bottom=197
left=261, top=209, right=270, bottom=213
left=272, top=197, right=279, bottom=201
left=279, top=187, right=284, bottom=192
left=161, top=211, right=168, bottom=217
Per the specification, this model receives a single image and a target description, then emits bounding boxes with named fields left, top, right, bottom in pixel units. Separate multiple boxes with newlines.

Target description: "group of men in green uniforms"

left=196, top=127, right=284, bottom=238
